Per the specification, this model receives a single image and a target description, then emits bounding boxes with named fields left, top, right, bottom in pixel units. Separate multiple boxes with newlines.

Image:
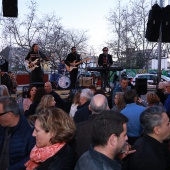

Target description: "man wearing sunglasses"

left=98, top=47, right=113, bottom=90
left=0, top=97, right=35, bottom=170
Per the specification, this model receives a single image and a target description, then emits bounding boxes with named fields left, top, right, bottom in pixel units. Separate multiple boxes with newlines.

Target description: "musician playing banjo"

left=65, top=47, right=81, bottom=89
left=25, top=44, right=47, bottom=83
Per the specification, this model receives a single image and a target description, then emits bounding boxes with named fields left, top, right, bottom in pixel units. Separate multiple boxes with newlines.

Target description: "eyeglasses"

left=0, top=111, right=12, bottom=117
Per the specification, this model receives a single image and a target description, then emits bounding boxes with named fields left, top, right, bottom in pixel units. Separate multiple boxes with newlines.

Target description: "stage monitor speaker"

left=30, top=82, right=44, bottom=88
left=3, top=0, right=18, bottom=17
left=135, top=78, right=147, bottom=95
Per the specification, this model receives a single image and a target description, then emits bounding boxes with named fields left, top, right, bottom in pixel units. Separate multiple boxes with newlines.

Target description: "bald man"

left=74, top=94, right=110, bottom=161
left=44, top=82, right=65, bottom=111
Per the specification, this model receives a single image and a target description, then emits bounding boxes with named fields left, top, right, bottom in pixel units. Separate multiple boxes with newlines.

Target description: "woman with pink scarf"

left=25, top=108, right=76, bottom=170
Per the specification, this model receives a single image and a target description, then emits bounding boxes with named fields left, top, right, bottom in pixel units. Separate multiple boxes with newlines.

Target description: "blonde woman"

left=25, top=108, right=76, bottom=170
left=36, top=94, right=56, bottom=113
left=69, top=91, right=81, bottom=118
left=0, top=85, right=10, bottom=96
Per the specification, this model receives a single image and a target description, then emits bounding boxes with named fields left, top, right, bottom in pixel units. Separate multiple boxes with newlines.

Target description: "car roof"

left=135, top=73, right=157, bottom=76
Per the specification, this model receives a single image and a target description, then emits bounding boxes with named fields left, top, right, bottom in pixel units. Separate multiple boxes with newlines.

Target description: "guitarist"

left=25, top=44, right=46, bottom=83
left=65, top=47, right=81, bottom=89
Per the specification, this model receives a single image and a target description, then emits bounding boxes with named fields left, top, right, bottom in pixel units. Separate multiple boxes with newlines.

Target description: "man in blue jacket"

left=0, top=96, right=35, bottom=170
left=121, top=89, right=145, bottom=145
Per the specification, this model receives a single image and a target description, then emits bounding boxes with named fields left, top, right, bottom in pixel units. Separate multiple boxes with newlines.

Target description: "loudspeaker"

left=135, top=78, right=147, bottom=95
left=162, top=5, right=170, bottom=42
left=145, top=4, right=162, bottom=42
left=3, top=0, right=18, bottom=17
left=30, top=82, right=44, bottom=88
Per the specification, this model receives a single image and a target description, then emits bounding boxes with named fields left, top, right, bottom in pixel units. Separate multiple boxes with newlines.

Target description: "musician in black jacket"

left=65, top=47, right=81, bottom=89
left=98, top=47, right=113, bottom=89
left=25, top=44, right=46, bottom=83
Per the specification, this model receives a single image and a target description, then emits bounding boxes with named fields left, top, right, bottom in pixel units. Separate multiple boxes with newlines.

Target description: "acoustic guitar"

left=65, top=58, right=91, bottom=72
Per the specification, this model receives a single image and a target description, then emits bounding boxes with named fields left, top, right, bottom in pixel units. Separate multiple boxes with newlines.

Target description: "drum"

left=58, top=76, right=70, bottom=89
left=50, top=73, right=60, bottom=83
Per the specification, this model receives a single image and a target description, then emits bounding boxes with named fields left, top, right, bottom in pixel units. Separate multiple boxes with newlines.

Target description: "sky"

left=2, top=0, right=170, bottom=56
left=17, top=0, right=126, bottom=55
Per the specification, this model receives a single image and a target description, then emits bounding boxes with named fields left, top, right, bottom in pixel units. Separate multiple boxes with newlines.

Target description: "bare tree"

left=1, top=0, right=89, bottom=72
left=106, top=0, right=166, bottom=70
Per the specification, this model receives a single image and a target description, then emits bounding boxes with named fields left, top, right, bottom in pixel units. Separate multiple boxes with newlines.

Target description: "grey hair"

left=90, top=94, right=108, bottom=114
left=80, top=88, right=94, bottom=101
left=140, top=106, right=166, bottom=134
left=0, top=96, right=20, bottom=116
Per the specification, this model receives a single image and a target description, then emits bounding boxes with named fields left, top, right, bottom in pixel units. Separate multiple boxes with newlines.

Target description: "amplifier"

left=79, top=77, right=93, bottom=87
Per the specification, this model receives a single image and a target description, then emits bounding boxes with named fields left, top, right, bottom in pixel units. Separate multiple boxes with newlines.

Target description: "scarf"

left=25, top=142, right=66, bottom=170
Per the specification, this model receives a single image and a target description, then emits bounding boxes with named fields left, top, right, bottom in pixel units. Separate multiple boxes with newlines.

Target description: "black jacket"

left=24, top=101, right=39, bottom=118
left=122, top=134, right=170, bottom=170
left=75, top=145, right=121, bottom=170
left=65, top=53, right=81, bottom=67
left=98, top=53, right=113, bottom=67
left=74, top=114, right=98, bottom=161
left=35, top=144, right=75, bottom=170
left=1, top=73, right=12, bottom=91
left=74, top=101, right=91, bottom=124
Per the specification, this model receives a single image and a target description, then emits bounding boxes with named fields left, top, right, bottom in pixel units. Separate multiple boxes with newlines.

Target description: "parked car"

left=161, top=75, right=170, bottom=82
left=131, top=73, right=158, bottom=90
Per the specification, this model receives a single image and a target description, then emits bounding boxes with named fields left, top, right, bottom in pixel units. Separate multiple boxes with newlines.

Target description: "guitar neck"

left=75, top=60, right=83, bottom=66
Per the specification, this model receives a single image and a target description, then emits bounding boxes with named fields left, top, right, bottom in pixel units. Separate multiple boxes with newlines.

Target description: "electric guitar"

left=65, top=58, right=91, bottom=72
left=24, top=58, right=42, bottom=72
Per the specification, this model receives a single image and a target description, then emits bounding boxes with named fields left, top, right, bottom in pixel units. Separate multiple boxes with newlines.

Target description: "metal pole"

left=157, top=0, right=163, bottom=82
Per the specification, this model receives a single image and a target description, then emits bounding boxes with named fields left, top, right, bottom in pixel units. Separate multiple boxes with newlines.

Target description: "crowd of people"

left=0, top=44, right=170, bottom=170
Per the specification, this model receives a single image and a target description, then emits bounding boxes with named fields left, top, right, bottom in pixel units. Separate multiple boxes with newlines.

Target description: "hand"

left=71, top=63, right=76, bottom=67
left=29, top=62, right=34, bottom=66
left=137, top=97, right=143, bottom=103
left=118, top=142, right=136, bottom=159
left=46, top=56, right=50, bottom=61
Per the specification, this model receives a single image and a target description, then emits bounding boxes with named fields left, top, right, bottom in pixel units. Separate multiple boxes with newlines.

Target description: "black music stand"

left=100, top=66, right=111, bottom=92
